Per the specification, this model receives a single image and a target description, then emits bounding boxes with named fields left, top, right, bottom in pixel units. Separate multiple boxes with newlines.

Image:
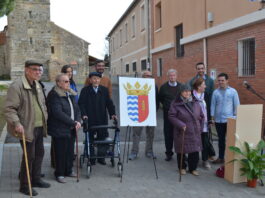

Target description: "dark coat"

left=168, top=97, right=204, bottom=153
left=78, top=85, right=115, bottom=127
left=158, top=82, right=182, bottom=112
left=47, top=86, right=81, bottom=138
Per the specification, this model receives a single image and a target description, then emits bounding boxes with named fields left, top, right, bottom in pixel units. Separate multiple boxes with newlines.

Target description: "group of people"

left=3, top=59, right=240, bottom=196
left=129, top=62, right=240, bottom=177
left=4, top=60, right=116, bottom=196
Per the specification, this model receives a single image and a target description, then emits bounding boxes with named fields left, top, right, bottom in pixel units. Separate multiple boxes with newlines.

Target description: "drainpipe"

left=146, top=0, right=151, bottom=71
left=204, top=0, right=208, bottom=72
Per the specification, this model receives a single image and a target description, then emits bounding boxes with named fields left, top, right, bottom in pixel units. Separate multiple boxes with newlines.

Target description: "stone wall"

left=50, top=22, right=89, bottom=83
left=7, top=0, right=52, bottom=80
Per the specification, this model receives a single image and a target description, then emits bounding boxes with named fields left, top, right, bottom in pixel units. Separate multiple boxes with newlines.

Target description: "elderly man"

left=84, top=60, right=112, bottom=97
left=128, top=71, right=159, bottom=160
left=79, top=72, right=117, bottom=165
left=4, top=60, right=50, bottom=196
left=158, top=69, right=182, bottom=161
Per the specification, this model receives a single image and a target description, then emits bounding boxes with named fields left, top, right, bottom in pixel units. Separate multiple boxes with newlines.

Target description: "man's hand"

left=75, top=121, right=81, bottom=130
left=15, top=124, right=24, bottom=134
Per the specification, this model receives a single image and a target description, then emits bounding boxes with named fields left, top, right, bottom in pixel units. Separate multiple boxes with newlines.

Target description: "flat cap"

left=25, top=60, right=43, bottom=67
left=89, top=72, right=102, bottom=78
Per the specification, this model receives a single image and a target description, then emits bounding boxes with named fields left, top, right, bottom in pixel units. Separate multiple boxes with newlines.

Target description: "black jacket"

left=78, top=85, right=115, bottom=127
left=47, top=86, right=81, bottom=138
left=158, top=81, right=182, bottom=112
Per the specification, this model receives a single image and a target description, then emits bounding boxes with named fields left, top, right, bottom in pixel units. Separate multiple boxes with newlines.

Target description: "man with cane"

left=4, top=60, right=50, bottom=196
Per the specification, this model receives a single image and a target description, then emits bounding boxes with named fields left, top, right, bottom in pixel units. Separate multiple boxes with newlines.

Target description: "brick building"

left=150, top=0, right=265, bottom=121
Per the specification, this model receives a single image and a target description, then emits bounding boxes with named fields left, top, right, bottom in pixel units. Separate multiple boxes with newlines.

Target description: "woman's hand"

left=75, top=121, right=81, bottom=130
left=183, top=126, right=186, bottom=131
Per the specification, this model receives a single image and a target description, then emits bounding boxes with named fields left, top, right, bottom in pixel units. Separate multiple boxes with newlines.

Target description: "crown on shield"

left=123, top=82, right=151, bottom=96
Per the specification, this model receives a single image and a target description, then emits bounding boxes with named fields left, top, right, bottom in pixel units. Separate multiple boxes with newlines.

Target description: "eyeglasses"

left=29, top=68, right=43, bottom=72
left=62, top=80, right=70, bottom=83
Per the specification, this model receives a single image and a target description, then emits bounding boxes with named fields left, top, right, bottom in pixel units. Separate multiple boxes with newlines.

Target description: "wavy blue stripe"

left=128, top=112, right=139, bottom=116
left=127, top=101, right=138, bottom=105
left=127, top=96, right=138, bottom=99
left=130, top=118, right=138, bottom=122
left=127, top=107, right=138, bottom=110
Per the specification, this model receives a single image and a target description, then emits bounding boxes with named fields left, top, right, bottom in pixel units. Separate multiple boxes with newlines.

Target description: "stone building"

left=0, top=0, right=90, bottom=82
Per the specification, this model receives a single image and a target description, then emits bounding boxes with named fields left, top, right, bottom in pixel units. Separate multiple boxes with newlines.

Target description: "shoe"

left=97, top=159, right=107, bottom=165
left=203, top=161, right=211, bottom=169
left=19, top=187, right=38, bottom=196
left=41, top=173, right=45, bottom=178
left=191, top=170, right=199, bottom=176
left=212, top=158, right=224, bottom=164
left=90, top=159, right=96, bottom=165
left=128, top=153, right=137, bottom=160
left=165, top=155, right=172, bottom=161
left=146, top=152, right=157, bottom=159
left=66, top=172, right=77, bottom=177
left=32, top=179, right=51, bottom=188
left=56, top=176, right=67, bottom=183
left=180, top=169, right=186, bottom=175
left=208, top=156, right=215, bottom=161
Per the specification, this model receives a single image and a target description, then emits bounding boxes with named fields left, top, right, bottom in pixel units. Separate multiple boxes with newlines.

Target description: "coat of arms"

left=123, top=82, right=151, bottom=123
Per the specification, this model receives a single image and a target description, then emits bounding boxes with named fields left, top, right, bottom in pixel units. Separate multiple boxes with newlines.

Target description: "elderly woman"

left=168, top=84, right=204, bottom=176
left=47, top=74, right=81, bottom=183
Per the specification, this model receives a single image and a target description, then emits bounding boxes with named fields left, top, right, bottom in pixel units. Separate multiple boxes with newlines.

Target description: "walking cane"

left=75, top=128, right=79, bottom=182
left=126, top=127, right=132, bottom=163
left=22, top=133, right=33, bottom=198
left=121, top=126, right=129, bottom=183
left=179, top=128, right=186, bottom=182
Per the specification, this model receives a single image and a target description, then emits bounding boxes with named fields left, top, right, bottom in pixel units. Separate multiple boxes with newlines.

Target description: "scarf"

left=193, top=90, right=208, bottom=132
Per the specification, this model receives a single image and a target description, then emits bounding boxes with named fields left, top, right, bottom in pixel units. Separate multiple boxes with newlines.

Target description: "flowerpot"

left=247, top=179, right=257, bottom=188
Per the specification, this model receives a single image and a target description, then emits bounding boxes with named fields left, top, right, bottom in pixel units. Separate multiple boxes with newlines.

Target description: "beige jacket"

left=4, top=75, right=48, bottom=142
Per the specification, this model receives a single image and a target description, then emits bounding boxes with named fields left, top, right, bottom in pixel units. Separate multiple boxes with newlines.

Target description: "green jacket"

left=4, top=75, right=48, bottom=142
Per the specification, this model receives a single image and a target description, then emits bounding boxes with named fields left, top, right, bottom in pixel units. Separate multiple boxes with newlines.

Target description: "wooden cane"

left=179, top=128, right=186, bottom=182
left=75, top=128, right=79, bottom=182
left=22, top=133, right=33, bottom=198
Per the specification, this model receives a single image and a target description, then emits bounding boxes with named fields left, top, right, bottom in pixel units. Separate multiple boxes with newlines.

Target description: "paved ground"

left=1, top=142, right=265, bottom=198
left=1, top=83, right=265, bottom=197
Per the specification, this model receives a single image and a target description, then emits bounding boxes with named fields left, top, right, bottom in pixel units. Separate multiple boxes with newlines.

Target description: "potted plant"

left=229, top=139, right=265, bottom=188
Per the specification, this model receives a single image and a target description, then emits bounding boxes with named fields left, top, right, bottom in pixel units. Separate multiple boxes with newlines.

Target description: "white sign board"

left=119, top=77, right=157, bottom=127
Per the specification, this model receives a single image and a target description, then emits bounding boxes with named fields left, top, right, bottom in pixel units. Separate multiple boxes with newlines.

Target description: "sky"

left=0, top=0, right=133, bottom=59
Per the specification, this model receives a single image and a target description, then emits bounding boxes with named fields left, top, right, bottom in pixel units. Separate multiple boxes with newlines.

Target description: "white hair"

left=167, top=69, right=177, bottom=76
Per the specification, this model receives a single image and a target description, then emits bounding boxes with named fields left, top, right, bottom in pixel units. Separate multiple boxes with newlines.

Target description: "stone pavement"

left=0, top=141, right=265, bottom=198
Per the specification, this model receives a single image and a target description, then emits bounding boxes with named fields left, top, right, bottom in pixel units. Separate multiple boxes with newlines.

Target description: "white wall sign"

left=119, top=77, right=157, bottom=127
left=210, top=69, right=216, bottom=80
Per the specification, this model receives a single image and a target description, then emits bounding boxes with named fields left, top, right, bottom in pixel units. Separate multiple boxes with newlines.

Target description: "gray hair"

left=55, top=73, right=68, bottom=85
left=167, top=69, right=177, bottom=76
left=141, top=70, right=152, bottom=77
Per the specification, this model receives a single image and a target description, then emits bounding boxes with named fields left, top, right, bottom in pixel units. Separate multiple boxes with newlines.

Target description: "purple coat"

left=168, top=98, right=204, bottom=154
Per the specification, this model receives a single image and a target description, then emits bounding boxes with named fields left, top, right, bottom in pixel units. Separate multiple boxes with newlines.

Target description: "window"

left=157, top=58, right=163, bottom=77
left=238, top=38, right=255, bottom=76
left=155, top=2, right=162, bottom=30
left=125, top=23, right=128, bottom=42
left=132, top=15, right=136, bottom=38
left=30, top=37, right=33, bottom=45
left=141, top=59, right=147, bottom=71
left=120, top=29, right=122, bottom=47
left=140, top=4, right=145, bottom=31
left=132, top=62, right=137, bottom=72
left=126, top=64, right=129, bottom=73
left=29, top=11, right=32, bottom=19
left=175, top=24, right=184, bottom=57
left=51, top=46, right=54, bottom=54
